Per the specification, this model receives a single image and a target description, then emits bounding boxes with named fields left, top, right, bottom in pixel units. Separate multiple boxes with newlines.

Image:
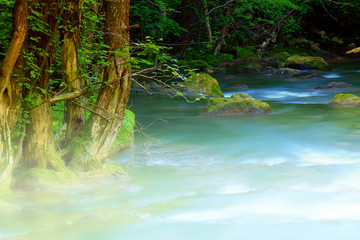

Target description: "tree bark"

left=203, top=0, right=213, bottom=42
left=61, top=0, right=86, bottom=146
left=21, top=0, right=66, bottom=171
left=173, top=0, right=196, bottom=58
left=69, top=0, right=131, bottom=170
left=214, top=1, right=232, bottom=55
left=0, top=0, right=29, bottom=185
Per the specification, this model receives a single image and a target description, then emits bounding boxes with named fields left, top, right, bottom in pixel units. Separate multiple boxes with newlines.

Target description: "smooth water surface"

left=2, top=59, right=360, bottom=240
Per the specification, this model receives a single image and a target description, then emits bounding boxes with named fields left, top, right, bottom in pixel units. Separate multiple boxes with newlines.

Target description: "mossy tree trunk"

left=69, top=0, right=131, bottom=170
left=21, top=0, right=65, bottom=171
left=0, top=0, right=29, bottom=185
left=61, top=0, right=86, bottom=146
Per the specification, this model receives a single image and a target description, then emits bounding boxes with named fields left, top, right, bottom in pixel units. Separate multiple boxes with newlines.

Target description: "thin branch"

left=49, top=87, right=89, bottom=104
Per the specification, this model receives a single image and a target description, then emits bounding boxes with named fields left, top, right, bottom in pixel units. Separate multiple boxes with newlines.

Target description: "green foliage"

left=130, top=0, right=184, bottom=40
left=236, top=46, right=256, bottom=59
left=0, top=0, right=13, bottom=56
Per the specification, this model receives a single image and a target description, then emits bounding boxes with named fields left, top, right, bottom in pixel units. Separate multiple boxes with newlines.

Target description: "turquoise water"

left=2, top=59, right=360, bottom=239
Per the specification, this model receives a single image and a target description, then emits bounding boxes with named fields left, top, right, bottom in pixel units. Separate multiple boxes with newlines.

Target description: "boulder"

left=179, top=72, right=223, bottom=97
left=329, top=94, right=360, bottom=106
left=316, top=82, right=354, bottom=89
left=273, top=68, right=302, bottom=77
left=206, top=93, right=271, bottom=116
left=238, top=63, right=263, bottom=73
left=285, top=56, right=329, bottom=70
left=231, top=84, right=249, bottom=90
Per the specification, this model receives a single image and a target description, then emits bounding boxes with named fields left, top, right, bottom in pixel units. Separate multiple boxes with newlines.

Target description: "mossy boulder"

left=180, top=72, right=223, bottom=97
left=0, top=185, right=13, bottom=199
left=78, top=164, right=126, bottom=179
left=263, top=52, right=292, bottom=68
left=285, top=56, right=329, bottom=70
left=329, top=94, right=360, bottom=106
left=238, top=63, right=263, bottom=73
left=15, top=168, right=78, bottom=189
left=273, top=68, right=302, bottom=77
left=206, top=93, right=271, bottom=116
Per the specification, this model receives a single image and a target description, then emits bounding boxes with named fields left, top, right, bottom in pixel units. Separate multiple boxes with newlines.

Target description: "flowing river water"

left=2, top=59, right=360, bottom=239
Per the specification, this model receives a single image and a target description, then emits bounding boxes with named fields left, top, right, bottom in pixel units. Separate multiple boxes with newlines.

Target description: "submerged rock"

left=206, top=93, right=271, bottom=116
left=316, top=82, right=354, bottom=89
left=329, top=93, right=360, bottom=106
left=285, top=56, right=329, bottom=70
left=179, top=72, right=223, bottom=97
left=273, top=68, right=302, bottom=77
left=231, top=84, right=249, bottom=90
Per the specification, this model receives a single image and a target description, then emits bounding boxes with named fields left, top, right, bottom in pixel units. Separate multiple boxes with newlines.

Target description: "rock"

left=346, top=47, right=360, bottom=56
left=285, top=56, right=329, bottom=70
left=315, top=82, right=354, bottom=89
left=206, top=93, right=271, bottom=116
left=238, top=63, right=263, bottom=73
left=262, top=52, right=291, bottom=68
left=273, top=68, right=302, bottom=77
left=179, top=72, right=223, bottom=97
left=231, top=84, right=249, bottom=90
left=15, top=168, right=78, bottom=190
left=302, top=73, right=325, bottom=79
left=0, top=185, right=13, bottom=199
left=328, top=94, right=360, bottom=106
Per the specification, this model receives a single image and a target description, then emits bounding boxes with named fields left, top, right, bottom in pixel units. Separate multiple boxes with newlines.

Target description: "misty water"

left=2, top=59, right=360, bottom=239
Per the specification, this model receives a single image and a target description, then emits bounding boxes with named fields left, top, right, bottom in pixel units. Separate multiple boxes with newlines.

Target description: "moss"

left=178, top=59, right=210, bottom=69
left=207, top=94, right=271, bottom=116
left=285, top=55, right=329, bottom=70
left=79, top=164, right=126, bottom=179
left=329, top=94, right=360, bottom=106
left=182, top=72, right=223, bottom=97
left=0, top=185, right=13, bottom=199
left=16, top=168, right=78, bottom=189
left=111, top=109, right=135, bottom=152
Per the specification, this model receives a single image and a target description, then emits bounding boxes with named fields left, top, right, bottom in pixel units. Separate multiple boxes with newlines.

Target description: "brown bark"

left=0, top=0, right=29, bottom=185
left=70, top=0, right=131, bottom=170
left=214, top=1, right=232, bottom=55
left=21, top=0, right=65, bottom=171
left=173, top=0, right=196, bottom=58
left=61, top=0, right=86, bottom=146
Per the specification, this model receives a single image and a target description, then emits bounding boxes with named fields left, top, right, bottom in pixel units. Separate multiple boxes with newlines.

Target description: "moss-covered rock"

left=273, top=68, right=302, bottom=77
left=206, top=93, right=271, bottom=116
left=285, top=56, right=329, bottom=70
left=78, top=164, right=126, bottom=180
left=180, top=72, right=223, bottom=97
left=15, top=168, right=78, bottom=189
left=238, top=63, right=263, bottom=73
left=329, top=94, right=360, bottom=106
left=316, top=82, right=354, bottom=89
left=0, top=185, right=13, bottom=199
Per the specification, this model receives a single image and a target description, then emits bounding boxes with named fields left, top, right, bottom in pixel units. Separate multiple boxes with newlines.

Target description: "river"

left=2, top=59, right=360, bottom=239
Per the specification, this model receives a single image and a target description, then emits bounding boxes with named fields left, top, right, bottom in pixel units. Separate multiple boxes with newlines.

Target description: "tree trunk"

left=173, top=0, right=196, bottom=58
left=21, top=0, right=65, bottom=171
left=203, top=0, right=213, bottom=42
left=214, top=1, right=232, bottom=55
left=69, top=0, right=131, bottom=170
left=61, top=0, right=86, bottom=146
left=0, top=0, right=29, bottom=185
